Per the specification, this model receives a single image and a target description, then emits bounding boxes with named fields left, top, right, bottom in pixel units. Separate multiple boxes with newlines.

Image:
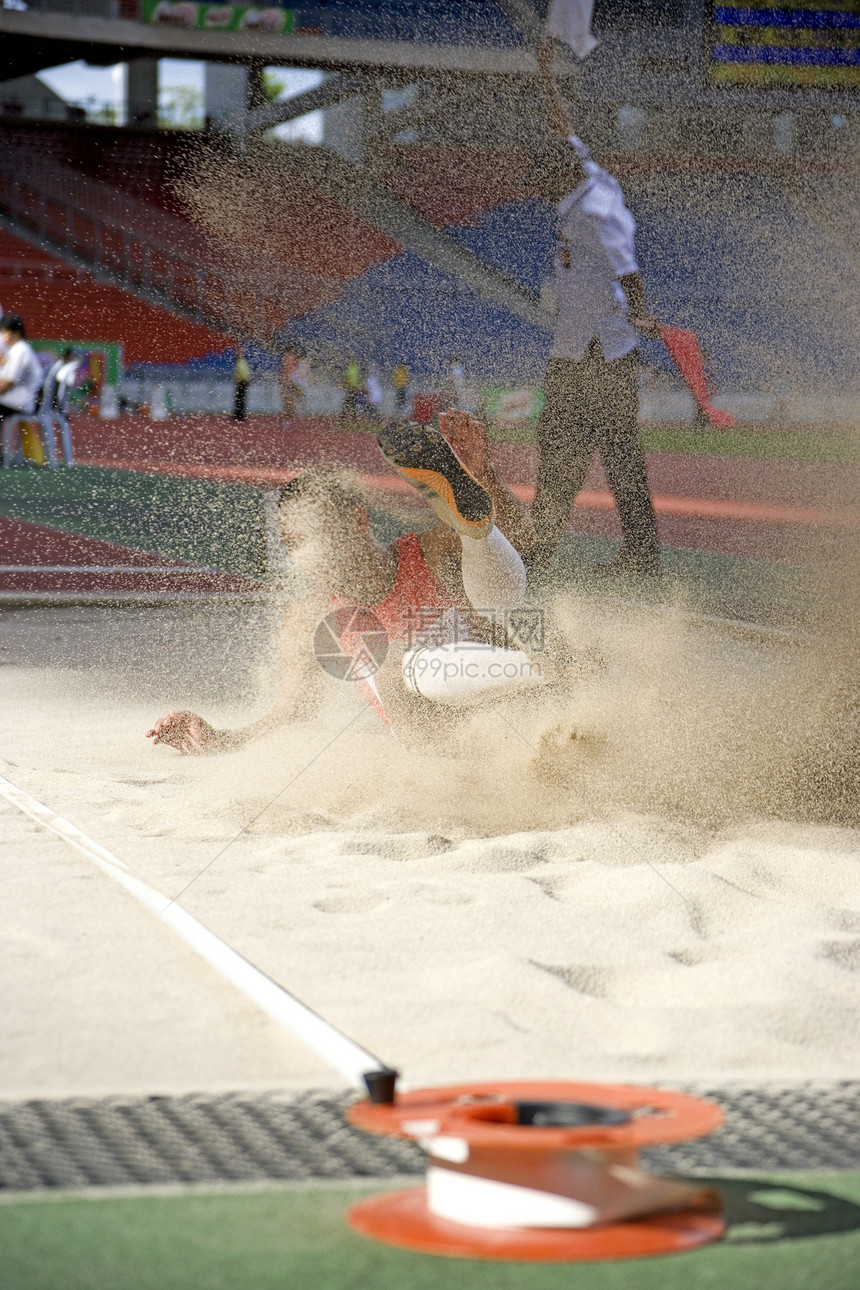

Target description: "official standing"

left=528, top=36, right=660, bottom=577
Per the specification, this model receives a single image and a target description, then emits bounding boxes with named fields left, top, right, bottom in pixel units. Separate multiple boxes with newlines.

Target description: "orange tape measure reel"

left=348, top=1080, right=725, bottom=1262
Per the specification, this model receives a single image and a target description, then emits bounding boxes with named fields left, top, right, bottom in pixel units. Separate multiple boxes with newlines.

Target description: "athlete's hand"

left=146, top=710, right=221, bottom=755
left=438, top=409, right=491, bottom=484
left=631, top=312, right=661, bottom=339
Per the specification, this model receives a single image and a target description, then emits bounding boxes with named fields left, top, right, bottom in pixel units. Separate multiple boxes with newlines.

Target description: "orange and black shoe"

left=377, top=420, right=494, bottom=539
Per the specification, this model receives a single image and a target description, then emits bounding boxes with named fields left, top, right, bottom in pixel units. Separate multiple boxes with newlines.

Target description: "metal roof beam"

left=246, top=72, right=385, bottom=136
left=364, top=80, right=472, bottom=142
left=0, top=10, right=539, bottom=76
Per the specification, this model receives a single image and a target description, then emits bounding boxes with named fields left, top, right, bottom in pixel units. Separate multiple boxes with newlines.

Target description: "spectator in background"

left=366, top=362, right=384, bottom=418
left=392, top=362, right=410, bottom=416
left=443, top=354, right=466, bottom=409
left=41, top=346, right=78, bottom=466
left=56, top=347, right=80, bottom=391
left=293, top=350, right=310, bottom=410
left=233, top=343, right=251, bottom=422
left=280, top=346, right=299, bottom=418
left=42, top=347, right=73, bottom=404
left=0, top=313, right=43, bottom=468
left=280, top=345, right=310, bottom=420
left=342, top=358, right=361, bottom=421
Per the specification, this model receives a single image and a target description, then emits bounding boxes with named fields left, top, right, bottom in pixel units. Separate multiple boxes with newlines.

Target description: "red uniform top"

left=331, top=530, right=463, bottom=724
left=372, top=531, right=456, bottom=641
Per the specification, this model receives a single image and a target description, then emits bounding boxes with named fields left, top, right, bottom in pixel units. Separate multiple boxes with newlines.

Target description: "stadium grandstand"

left=0, top=0, right=857, bottom=400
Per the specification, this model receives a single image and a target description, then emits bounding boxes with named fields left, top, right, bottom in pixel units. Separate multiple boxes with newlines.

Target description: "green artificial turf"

left=637, top=425, right=860, bottom=462
left=0, top=467, right=268, bottom=579
left=0, top=464, right=814, bottom=624
left=538, top=533, right=813, bottom=629
left=332, top=417, right=859, bottom=462
left=2, top=452, right=826, bottom=630
left=1, top=1173, right=859, bottom=1290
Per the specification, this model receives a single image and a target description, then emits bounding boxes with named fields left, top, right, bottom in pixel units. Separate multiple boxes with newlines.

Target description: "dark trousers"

left=233, top=381, right=248, bottom=421
left=1, top=402, right=25, bottom=467
left=532, top=343, right=659, bottom=571
left=342, top=388, right=358, bottom=420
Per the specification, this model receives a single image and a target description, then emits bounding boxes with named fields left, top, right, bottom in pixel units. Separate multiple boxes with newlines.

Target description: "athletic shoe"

left=377, top=420, right=494, bottom=538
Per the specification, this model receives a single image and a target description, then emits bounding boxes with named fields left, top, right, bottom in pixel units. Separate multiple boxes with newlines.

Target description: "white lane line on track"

left=0, top=773, right=385, bottom=1092
left=0, top=566, right=207, bottom=574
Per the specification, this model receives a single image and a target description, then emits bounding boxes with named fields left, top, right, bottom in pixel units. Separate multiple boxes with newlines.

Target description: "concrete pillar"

left=616, top=105, right=646, bottom=151
left=126, top=58, right=159, bottom=130
left=773, top=112, right=796, bottom=156
left=205, top=63, right=250, bottom=135
left=324, top=94, right=367, bottom=164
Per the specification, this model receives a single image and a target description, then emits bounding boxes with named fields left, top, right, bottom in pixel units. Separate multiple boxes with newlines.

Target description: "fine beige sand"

left=2, top=598, right=860, bottom=1099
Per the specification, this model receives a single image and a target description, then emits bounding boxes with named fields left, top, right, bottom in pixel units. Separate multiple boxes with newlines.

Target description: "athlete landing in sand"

left=147, top=411, right=541, bottom=753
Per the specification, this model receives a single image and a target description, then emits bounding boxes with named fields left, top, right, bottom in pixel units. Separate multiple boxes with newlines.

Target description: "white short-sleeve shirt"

left=551, top=150, right=640, bottom=363
left=0, top=338, right=43, bottom=413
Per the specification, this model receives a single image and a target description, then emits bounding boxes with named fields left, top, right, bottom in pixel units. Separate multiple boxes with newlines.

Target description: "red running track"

left=5, top=416, right=859, bottom=597
left=72, top=414, right=860, bottom=567
left=0, top=514, right=266, bottom=598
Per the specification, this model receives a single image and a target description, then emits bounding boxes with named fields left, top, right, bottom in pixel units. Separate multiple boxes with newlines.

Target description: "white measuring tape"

left=0, top=773, right=387, bottom=1093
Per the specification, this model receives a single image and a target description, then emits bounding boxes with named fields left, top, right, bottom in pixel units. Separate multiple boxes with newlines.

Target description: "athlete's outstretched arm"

left=146, top=594, right=327, bottom=754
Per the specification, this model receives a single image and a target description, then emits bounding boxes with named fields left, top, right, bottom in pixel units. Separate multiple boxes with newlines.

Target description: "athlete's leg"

left=402, top=640, right=542, bottom=704
left=459, top=525, right=527, bottom=611
left=377, top=420, right=494, bottom=539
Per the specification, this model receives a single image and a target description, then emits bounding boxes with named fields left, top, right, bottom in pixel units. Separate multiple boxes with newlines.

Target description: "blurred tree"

left=263, top=70, right=287, bottom=103
left=159, top=84, right=204, bottom=131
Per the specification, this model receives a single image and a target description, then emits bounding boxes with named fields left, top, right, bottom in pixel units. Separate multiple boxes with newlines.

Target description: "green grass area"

left=0, top=467, right=268, bottom=579
left=499, top=422, right=856, bottom=462
left=1, top=1173, right=859, bottom=1290
left=638, top=425, right=860, bottom=462
left=543, top=533, right=812, bottom=629
left=332, top=416, right=860, bottom=462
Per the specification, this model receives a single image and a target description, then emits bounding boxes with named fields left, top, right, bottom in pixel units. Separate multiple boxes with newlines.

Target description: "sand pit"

left=2, top=599, right=860, bottom=1099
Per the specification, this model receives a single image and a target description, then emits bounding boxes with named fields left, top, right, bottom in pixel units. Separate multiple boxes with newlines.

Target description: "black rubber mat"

left=1, top=1083, right=858, bottom=1192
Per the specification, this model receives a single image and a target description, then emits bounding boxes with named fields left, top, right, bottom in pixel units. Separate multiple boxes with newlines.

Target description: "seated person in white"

left=0, top=313, right=44, bottom=468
